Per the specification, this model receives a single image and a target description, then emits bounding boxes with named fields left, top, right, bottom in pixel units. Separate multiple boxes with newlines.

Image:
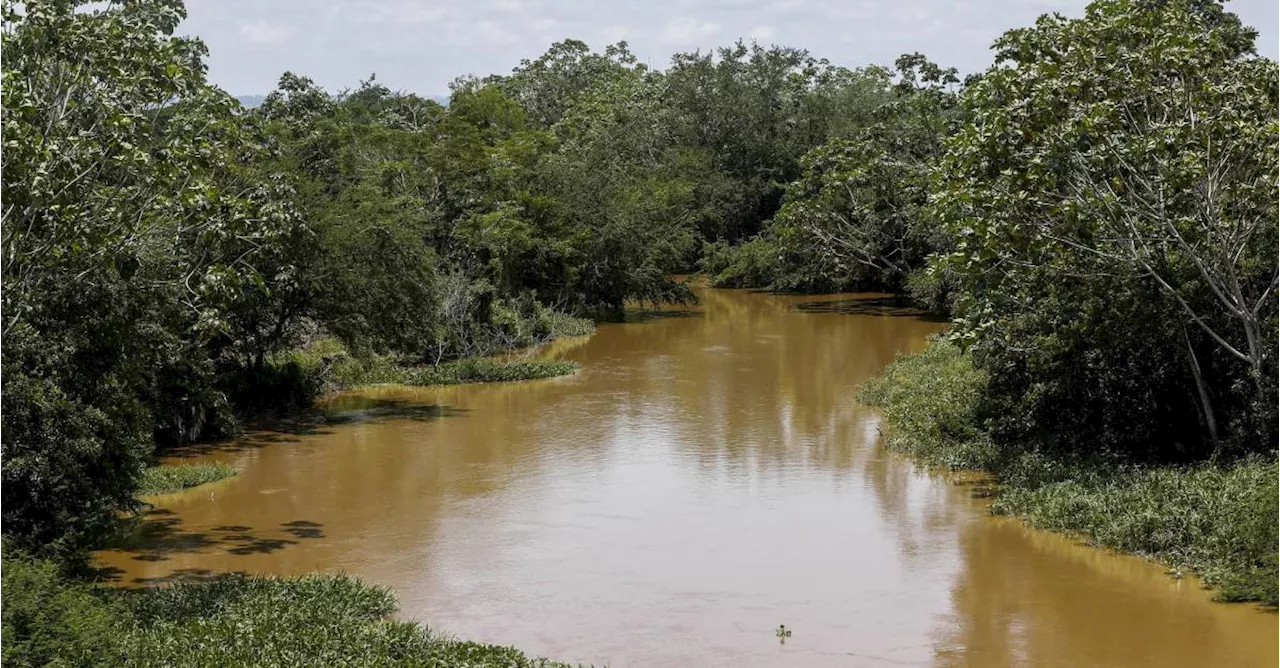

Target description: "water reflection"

left=95, top=287, right=1276, bottom=667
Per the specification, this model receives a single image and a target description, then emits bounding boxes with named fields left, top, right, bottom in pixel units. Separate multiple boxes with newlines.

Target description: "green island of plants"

left=136, top=464, right=239, bottom=496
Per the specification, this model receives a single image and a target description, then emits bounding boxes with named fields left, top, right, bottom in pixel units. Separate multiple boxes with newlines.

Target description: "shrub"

left=1, top=371, right=150, bottom=557
left=858, top=339, right=995, bottom=469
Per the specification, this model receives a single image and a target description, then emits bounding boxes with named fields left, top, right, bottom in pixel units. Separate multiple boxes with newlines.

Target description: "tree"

left=663, top=42, right=893, bottom=241
left=2, top=0, right=307, bottom=551
left=934, top=0, right=1277, bottom=457
left=764, top=54, right=959, bottom=299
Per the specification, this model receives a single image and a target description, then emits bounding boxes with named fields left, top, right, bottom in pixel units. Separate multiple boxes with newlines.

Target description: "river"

left=96, top=287, right=1277, bottom=667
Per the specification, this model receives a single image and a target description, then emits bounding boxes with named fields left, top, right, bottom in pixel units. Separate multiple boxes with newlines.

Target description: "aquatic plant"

left=136, top=464, right=237, bottom=496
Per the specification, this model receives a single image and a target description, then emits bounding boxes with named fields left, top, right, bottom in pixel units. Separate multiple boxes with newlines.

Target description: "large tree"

left=2, top=0, right=307, bottom=552
left=934, top=0, right=1278, bottom=457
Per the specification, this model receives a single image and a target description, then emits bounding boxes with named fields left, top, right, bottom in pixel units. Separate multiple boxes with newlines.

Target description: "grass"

left=1, top=555, right=578, bottom=668
left=136, top=463, right=237, bottom=496
left=860, top=338, right=1279, bottom=605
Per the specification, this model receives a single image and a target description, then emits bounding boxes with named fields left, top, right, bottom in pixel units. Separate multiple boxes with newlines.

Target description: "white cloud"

left=358, top=2, right=448, bottom=24
left=659, top=17, right=721, bottom=45
left=532, top=18, right=561, bottom=33
left=238, top=20, right=293, bottom=46
left=476, top=20, right=518, bottom=45
left=748, top=25, right=775, bottom=42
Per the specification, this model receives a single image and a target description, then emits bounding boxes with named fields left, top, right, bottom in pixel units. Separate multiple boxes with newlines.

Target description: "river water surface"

left=97, top=287, right=1276, bottom=667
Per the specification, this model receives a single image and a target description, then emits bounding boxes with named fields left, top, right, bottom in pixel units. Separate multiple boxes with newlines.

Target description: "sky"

left=182, top=0, right=1280, bottom=97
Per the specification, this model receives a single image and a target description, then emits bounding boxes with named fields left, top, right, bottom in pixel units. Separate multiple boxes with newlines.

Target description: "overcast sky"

left=182, top=0, right=1280, bottom=97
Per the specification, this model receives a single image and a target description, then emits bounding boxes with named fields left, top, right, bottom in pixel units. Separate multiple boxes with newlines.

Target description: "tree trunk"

left=1182, top=325, right=1219, bottom=451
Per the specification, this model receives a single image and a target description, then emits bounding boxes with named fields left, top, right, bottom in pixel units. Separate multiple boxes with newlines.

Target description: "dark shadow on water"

left=131, top=568, right=221, bottom=587
left=280, top=520, right=325, bottom=539
left=162, top=401, right=468, bottom=457
left=102, top=510, right=327, bottom=578
left=623, top=309, right=702, bottom=324
left=791, top=296, right=949, bottom=322
left=319, top=398, right=469, bottom=424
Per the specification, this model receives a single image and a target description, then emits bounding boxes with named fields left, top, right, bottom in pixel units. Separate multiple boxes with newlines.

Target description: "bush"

left=1, top=554, right=127, bottom=667
left=858, top=338, right=996, bottom=470
left=1, top=371, right=150, bottom=557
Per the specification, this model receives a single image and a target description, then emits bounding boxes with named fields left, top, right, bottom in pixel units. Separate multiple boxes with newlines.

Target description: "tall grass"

left=1, top=555, right=127, bottom=667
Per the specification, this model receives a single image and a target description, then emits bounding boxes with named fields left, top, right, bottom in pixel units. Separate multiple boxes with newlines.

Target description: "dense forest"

left=2, top=0, right=1276, bottom=665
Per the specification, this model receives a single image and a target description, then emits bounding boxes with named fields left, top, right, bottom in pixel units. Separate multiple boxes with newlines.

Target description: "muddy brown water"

left=97, top=287, right=1277, bottom=667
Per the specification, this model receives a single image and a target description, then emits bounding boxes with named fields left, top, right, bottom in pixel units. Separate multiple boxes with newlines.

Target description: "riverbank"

left=859, top=339, right=1279, bottom=606
left=0, top=555, right=573, bottom=667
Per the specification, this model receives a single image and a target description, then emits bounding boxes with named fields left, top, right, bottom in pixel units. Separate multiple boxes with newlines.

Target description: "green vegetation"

left=1, top=555, right=573, bottom=667
left=311, top=347, right=580, bottom=391
left=136, top=464, right=238, bottom=496
left=1, top=555, right=126, bottom=668
left=3, top=0, right=1275, bottom=661
left=267, top=337, right=581, bottom=396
